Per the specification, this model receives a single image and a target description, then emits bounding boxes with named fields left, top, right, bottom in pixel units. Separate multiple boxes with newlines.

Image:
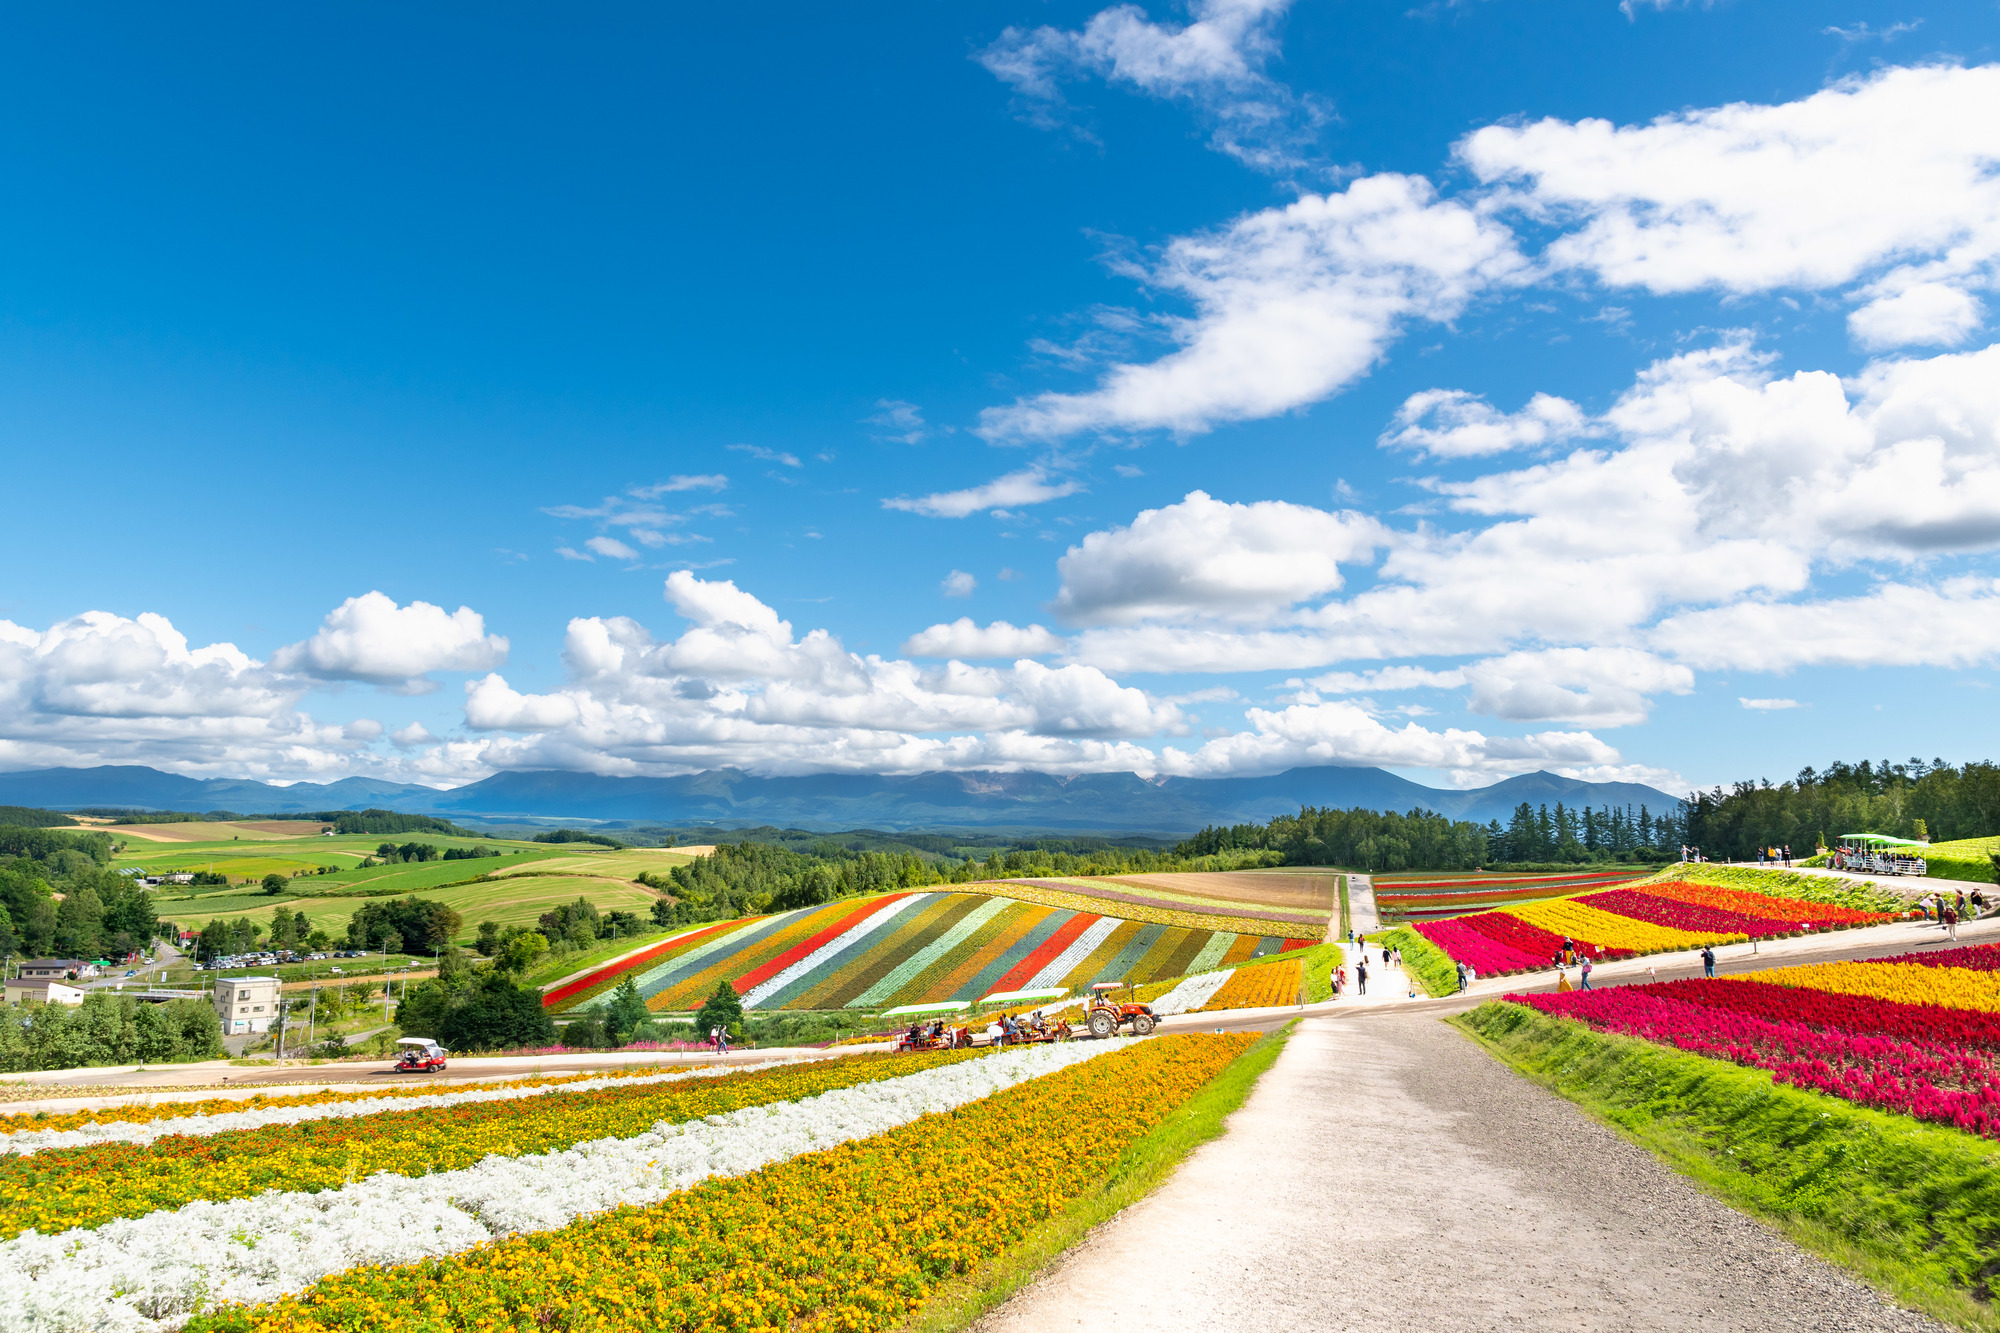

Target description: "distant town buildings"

left=4, top=978, right=85, bottom=1006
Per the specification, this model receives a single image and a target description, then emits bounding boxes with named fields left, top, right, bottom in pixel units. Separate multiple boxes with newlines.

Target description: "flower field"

left=0, top=1033, right=1255, bottom=1333
left=1412, top=877, right=1898, bottom=976
left=172, top=1033, right=1252, bottom=1333
left=1199, top=958, right=1301, bottom=1011
left=1, top=1034, right=1255, bottom=1332
left=1515, top=944, right=2000, bottom=1139
left=1377, top=869, right=1649, bottom=919
left=552, top=890, right=1315, bottom=1014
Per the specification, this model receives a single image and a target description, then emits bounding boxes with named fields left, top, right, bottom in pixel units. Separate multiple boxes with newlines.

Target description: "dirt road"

left=976, top=1013, right=1939, bottom=1333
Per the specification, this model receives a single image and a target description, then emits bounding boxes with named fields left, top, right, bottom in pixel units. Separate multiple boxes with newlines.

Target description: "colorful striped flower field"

left=1413, top=878, right=1899, bottom=975
left=1516, top=943, right=2000, bottom=1139
left=550, top=891, right=1315, bottom=1013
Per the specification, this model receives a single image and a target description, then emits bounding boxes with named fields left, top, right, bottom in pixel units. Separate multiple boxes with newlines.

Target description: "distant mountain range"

left=0, top=764, right=1685, bottom=835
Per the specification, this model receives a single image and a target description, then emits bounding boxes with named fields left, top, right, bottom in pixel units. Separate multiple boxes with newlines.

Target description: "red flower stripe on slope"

left=1624, top=976, right=2000, bottom=1050
left=1413, top=918, right=1545, bottom=975
left=1518, top=987, right=2000, bottom=1140
left=731, top=894, right=914, bottom=994
left=986, top=912, right=1102, bottom=995
left=542, top=921, right=738, bottom=1009
left=1460, top=909, right=1632, bottom=962
left=1280, top=938, right=1314, bottom=952
left=1577, top=888, right=1797, bottom=938
left=1877, top=943, right=2000, bottom=972
left=1375, top=871, right=1642, bottom=891
left=1637, top=880, right=1893, bottom=926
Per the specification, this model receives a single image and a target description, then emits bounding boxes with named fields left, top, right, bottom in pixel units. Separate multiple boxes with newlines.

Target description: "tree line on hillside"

left=1683, top=758, right=2000, bottom=861
left=644, top=838, right=1281, bottom=924
left=0, top=826, right=159, bottom=960
left=1174, top=802, right=1685, bottom=870
left=0, top=993, right=221, bottom=1071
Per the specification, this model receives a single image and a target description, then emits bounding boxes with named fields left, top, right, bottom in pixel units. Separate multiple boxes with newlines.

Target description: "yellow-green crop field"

left=123, top=826, right=686, bottom=943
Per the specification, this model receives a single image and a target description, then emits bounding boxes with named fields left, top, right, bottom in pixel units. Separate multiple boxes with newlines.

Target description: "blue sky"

left=2, top=0, right=1997, bottom=797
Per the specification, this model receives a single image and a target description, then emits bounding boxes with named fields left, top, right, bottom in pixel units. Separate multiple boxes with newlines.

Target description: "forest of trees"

left=1682, top=758, right=2000, bottom=861
left=1174, top=801, right=1685, bottom=870
left=0, top=823, right=159, bottom=960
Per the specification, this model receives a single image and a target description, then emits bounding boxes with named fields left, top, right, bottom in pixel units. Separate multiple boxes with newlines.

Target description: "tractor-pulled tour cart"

left=977, top=987, right=1074, bottom=1046
left=1831, top=833, right=1930, bottom=876
left=1084, top=981, right=1158, bottom=1038
left=883, top=1000, right=973, bottom=1052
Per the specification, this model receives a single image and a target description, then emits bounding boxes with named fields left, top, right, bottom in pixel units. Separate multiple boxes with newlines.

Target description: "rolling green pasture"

left=137, top=830, right=670, bottom=944
left=156, top=871, right=661, bottom=943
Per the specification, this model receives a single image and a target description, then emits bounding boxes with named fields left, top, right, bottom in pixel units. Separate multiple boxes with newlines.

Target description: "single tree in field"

left=695, top=978, right=744, bottom=1040
left=605, top=976, right=649, bottom=1044
left=261, top=873, right=287, bottom=895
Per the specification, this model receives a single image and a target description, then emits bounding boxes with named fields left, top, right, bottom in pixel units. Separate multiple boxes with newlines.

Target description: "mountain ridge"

left=0, top=764, right=1684, bottom=834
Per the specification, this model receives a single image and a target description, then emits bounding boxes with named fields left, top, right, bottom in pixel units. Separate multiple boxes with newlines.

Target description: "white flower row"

left=0, top=1039, right=1128, bottom=1333
left=742, top=893, right=931, bottom=1008
left=0, top=1064, right=750, bottom=1157
left=1021, top=916, right=1121, bottom=990
left=849, top=895, right=1009, bottom=1007
left=1149, top=969, right=1234, bottom=1016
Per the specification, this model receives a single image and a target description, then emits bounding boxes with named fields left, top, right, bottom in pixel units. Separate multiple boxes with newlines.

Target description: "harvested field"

left=105, top=821, right=313, bottom=842
left=1109, top=870, right=1339, bottom=914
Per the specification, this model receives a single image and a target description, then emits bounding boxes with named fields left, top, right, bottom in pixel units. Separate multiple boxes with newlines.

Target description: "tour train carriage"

left=1831, top=833, right=1930, bottom=876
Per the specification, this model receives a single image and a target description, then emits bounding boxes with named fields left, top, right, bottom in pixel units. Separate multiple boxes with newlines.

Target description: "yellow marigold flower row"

left=1744, top=960, right=2000, bottom=1012
left=0, top=1049, right=981, bottom=1240
left=1201, top=960, right=1303, bottom=1012
left=1506, top=898, right=1745, bottom=953
left=186, top=1033, right=1257, bottom=1333
left=0, top=1063, right=710, bottom=1136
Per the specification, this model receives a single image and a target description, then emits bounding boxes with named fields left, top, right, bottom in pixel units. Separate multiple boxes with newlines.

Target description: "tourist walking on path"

left=1701, top=945, right=1717, bottom=978
left=1391, top=947, right=1403, bottom=970
left=1455, top=960, right=1468, bottom=993
left=1947, top=904, right=1961, bottom=942
left=1356, top=958, right=1368, bottom=995
left=1579, top=955, right=1594, bottom=990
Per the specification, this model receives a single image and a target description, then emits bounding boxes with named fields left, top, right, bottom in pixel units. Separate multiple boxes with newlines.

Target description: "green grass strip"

left=1380, top=925, right=1455, bottom=997
left=898, top=1022, right=1294, bottom=1333
left=1337, top=874, right=1351, bottom=939
left=1455, top=1000, right=2000, bottom=1331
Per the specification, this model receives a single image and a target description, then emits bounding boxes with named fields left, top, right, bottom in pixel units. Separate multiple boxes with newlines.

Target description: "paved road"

left=976, top=1012, right=1940, bottom=1333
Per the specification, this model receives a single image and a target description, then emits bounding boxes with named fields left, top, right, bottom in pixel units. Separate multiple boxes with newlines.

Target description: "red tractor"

left=1084, top=981, right=1157, bottom=1038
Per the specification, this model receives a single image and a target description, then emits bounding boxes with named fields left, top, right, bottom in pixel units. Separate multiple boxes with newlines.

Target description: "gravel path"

left=976, top=1013, right=1942, bottom=1333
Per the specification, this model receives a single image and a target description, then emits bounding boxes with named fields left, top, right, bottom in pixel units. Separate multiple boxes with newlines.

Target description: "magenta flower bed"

left=1880, top=943, right=2000, bottom=972
left=1577, top=887, right=1795, bottom=938
left=1517, top=985, right=2000, bottom=1138
left=1413, top=918, right=1544, bottom=975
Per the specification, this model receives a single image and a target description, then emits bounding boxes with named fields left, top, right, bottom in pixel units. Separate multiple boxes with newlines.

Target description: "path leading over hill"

left=977, top=1013, right=1939, bottom=1333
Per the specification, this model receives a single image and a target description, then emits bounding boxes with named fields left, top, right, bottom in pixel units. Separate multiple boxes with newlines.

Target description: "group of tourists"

left=1754, top=845, right=1794, bottom=867
left=1331, top=932, right=1409, bottom=999
left=1551, top=937, right=1597, bottom=992
left=1917, top=888, right=1986, bottom=941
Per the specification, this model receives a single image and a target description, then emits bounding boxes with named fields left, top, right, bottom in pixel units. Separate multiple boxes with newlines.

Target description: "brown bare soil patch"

left=1109, top=871, right=1337, bottom=913
left=235, top=821, right=334, bottom=835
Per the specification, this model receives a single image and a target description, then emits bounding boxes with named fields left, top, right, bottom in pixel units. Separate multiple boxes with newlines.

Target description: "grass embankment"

left=899, top=1024, right=1292, bottom=1333
left=1337, top=874, right=1351, bottom=939
left=1457, top=1000, right=2000, bottom=1330
left=1379, top=926, right=1455, bottom=997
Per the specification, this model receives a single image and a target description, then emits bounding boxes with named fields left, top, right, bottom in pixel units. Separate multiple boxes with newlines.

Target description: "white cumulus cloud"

left=270, top=592, right=508, bottom=692
left=903, top=619, right=1067, bottom=660
left=1379, top=389, right=1590, bottom=458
